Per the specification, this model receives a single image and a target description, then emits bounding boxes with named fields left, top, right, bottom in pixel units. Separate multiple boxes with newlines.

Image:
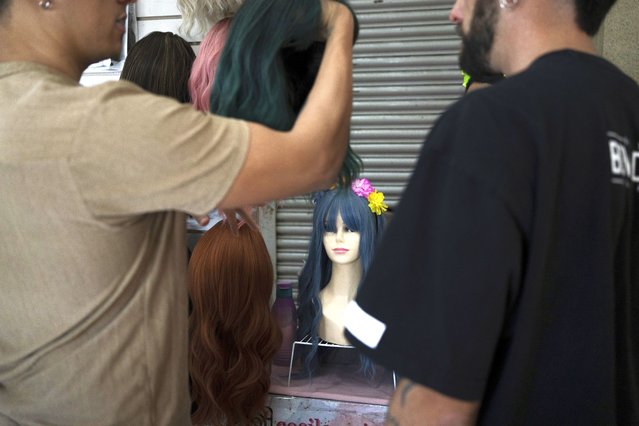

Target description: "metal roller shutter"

left=276, top=0, right=463, bottom=287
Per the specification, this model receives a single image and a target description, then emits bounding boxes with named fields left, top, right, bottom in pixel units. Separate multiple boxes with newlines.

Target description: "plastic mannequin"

left=318, top=209, right=363, bottom=345
left=297, top=179, right=386, bottom=375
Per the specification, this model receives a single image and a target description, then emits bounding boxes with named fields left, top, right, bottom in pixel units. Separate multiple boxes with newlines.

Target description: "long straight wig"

left=296, top=188, right=385, bottom=377
left=188, top=221, right=281, bottom=425
left=209, top=0, right=362, bottom=186
left=120, top=31, right=195, bottom=103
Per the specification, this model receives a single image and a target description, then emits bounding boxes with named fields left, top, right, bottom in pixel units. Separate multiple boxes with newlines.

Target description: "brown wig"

left=188, top=221, right=281, bottom=425
left=120, top=31, right=196, bottom=103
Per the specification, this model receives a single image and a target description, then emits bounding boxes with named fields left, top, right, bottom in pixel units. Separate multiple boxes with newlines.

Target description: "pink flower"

left=351, top=178, right=374, bottom=198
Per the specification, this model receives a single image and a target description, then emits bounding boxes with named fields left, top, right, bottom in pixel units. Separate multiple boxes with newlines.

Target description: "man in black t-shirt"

left=344, top=0, right=639, bottom=424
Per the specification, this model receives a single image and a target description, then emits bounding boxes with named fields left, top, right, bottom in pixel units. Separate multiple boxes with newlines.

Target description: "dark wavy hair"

left=188, top=221, right=281, bottom=425
left=209, top=0, right=362, bottom=186
left=120, top=31, right=195, bottom=103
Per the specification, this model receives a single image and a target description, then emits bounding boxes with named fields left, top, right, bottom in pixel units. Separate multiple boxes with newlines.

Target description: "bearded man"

left=344, top=0, right=639, bottom=424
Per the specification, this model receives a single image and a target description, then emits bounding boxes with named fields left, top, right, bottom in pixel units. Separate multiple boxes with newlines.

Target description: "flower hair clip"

left=351, top=178, right=388, bottom=216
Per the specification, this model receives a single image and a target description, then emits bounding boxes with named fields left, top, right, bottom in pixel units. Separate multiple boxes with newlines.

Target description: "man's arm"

left=218, top=1, right=354, bottom=209
left=385, top=379, right=480, bottom=426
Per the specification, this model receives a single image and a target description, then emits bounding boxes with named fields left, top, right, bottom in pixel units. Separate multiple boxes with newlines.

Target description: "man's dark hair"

left=574, top=0, right=618, bottom=35
left=0, top=0, right=9, bottom=19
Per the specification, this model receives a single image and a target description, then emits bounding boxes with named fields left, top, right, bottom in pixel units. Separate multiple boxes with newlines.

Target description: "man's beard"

left=458, top=0, right=499, bottom=78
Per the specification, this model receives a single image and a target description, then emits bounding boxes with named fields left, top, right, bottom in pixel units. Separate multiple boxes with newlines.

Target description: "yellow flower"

left=367, top=190, right=388, bottom=215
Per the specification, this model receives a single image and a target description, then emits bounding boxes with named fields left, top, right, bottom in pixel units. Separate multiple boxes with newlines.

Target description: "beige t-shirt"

left=0, top=62, right=249, bottom=425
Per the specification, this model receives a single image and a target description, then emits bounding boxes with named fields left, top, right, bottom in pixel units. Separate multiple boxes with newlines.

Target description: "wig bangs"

left=321, top=196, right=367, bottom=234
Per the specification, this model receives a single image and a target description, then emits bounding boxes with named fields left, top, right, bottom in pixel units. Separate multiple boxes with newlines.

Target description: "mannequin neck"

left=318, top=260, right=363, bottom=345
left=323, top=260, right=362, bottom=301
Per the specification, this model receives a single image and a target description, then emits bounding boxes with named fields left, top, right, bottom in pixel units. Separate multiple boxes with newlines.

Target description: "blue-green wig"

left=209, top=0, right=361, bottom=186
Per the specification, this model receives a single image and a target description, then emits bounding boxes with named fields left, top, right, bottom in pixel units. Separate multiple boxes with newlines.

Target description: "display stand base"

left=267, top=335, right=397, bottom=424
left=286, top=335, right=396, bottom=389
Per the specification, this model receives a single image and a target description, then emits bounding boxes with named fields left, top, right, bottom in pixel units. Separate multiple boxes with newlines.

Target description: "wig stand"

left=287, top=334, right=396, bottom=389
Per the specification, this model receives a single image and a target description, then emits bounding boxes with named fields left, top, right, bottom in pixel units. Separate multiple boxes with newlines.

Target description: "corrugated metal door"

left=276, top=0, right=463, bottom=286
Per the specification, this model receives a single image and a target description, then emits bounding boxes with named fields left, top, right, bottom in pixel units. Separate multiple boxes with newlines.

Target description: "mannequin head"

left=208, top=0, right=362, bottom=186
left=312, top=189, right=382, bottom=274
left=188, top=221, right=281, bottom=425
left=322, top=211, right=362, bottom=266
left=120, top=32, right=195, bottom=104
left=297, top=182, right=386, bottom=375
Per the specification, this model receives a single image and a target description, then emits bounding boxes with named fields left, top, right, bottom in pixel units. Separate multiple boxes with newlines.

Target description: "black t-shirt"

left=345, top=50, right=639, bottom=425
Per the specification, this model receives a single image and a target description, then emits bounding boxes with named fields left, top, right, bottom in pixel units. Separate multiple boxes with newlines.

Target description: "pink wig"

left=188, top=18, right=232, bottom=112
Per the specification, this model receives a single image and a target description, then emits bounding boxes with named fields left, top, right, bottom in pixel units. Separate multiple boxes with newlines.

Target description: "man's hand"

left=192, top=214, right=210, bottom=228
left=221, top=207, right=259, bottom=235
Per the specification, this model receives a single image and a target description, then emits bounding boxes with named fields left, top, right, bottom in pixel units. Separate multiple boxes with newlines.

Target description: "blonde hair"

left=177, top=0, right=244, bottom=37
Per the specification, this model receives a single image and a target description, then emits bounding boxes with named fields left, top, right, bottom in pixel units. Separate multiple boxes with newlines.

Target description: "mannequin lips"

left=332, top=248, right=349, bottom=254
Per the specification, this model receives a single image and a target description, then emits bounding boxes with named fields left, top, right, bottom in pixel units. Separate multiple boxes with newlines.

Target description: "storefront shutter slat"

left=276, top=0, right=461, bottom=289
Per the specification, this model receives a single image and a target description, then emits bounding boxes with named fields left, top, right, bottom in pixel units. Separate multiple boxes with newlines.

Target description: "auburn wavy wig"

left=188, top=221, right=281, bottom=425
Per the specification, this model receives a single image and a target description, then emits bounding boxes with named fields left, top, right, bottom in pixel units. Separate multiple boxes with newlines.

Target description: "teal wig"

left=209, top=0, right=361, bottom=186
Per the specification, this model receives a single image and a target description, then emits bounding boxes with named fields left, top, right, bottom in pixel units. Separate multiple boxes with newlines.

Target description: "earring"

left=499, top=0, right=519, bottom=9
left=38, top=0, right=52, bottom=9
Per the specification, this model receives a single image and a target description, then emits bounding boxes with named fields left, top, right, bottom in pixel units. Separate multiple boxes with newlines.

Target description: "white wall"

left=134, top=0, right=192, bottom=42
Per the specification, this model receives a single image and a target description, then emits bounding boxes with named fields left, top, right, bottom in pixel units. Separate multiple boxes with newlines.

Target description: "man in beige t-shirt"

left=0, top=63, right=249, bottom=424
left=0, top=0, right=355, bottom=424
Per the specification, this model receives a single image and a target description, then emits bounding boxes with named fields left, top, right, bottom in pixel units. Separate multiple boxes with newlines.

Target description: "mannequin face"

left=323, top=211, right=361, bottom=265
